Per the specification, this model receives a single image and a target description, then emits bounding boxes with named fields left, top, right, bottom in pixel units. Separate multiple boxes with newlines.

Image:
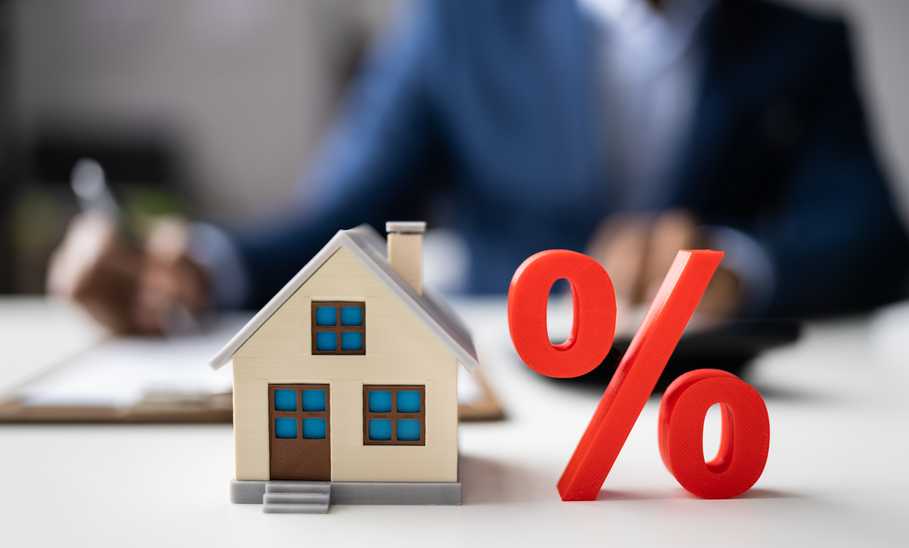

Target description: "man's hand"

left=47, top=214, right=210, bottom=335
left=588, top=210, right=744, bottom=319
left=134, top=219, right=210, bottom=333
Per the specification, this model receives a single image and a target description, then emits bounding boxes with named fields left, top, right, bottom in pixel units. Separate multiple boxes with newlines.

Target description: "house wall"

left=231, top=246, right=459, bottom=483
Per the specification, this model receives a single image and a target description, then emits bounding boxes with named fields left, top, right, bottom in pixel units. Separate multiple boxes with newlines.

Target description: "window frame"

left=362, top=385, right=426, bottom=446
left=311, top=301, right=366, bottom=355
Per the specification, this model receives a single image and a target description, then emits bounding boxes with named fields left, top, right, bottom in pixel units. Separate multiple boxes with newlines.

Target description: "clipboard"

left=0, top=370, right=504, bottom=423
left=0, top=314, right=505, bottom=424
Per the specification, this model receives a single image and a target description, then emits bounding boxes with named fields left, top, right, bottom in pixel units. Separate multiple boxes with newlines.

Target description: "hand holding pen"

left=47, top=159, right=209, bottom=335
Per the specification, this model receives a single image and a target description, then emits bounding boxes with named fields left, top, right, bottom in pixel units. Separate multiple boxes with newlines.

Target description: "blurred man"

left=49, top=0, right=909, bottom=333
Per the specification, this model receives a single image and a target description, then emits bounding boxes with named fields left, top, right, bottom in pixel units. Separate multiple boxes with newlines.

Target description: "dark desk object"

left=562, top=320, right=803, bottom=392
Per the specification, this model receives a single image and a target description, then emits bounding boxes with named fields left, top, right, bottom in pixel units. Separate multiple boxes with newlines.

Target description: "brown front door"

left=268, top=384, right=330, bottom=480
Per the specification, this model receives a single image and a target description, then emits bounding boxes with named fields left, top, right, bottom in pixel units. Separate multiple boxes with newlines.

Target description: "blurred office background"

left=0, top=0, right=907, bottom=295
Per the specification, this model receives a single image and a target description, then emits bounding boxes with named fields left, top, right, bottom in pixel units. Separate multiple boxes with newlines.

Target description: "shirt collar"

left=578, top=0, right=714, bottom=77
left=578, top=0, right=712, bottom=47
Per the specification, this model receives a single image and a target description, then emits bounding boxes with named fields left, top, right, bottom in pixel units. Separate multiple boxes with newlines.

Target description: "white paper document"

left=15, top=314, right=486, bottom=408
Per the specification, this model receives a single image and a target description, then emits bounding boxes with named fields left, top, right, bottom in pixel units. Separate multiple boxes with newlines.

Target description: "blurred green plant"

left=11, top=184, right=188, bottom=293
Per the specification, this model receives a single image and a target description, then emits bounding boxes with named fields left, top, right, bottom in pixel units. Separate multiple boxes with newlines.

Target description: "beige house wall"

left=231, top=247, right=459, bottom=482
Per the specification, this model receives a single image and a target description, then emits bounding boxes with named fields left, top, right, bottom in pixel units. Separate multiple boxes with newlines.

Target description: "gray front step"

left=263, top=492, right=326, bottom=504
left=263, top=502, right=329, bottom=514
left=266, top=482, right=331, bottom=495
left=263, top=482, right=331, bottom=514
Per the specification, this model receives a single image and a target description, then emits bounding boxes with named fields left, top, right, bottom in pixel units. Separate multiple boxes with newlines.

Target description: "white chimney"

left=386, top=221, right=426, bottom=295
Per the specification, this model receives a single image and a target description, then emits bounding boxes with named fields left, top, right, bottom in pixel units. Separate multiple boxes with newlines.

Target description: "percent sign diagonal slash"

left=508, top=249, right=770, bottom=501
left=559, top=250, right=722, bottom=500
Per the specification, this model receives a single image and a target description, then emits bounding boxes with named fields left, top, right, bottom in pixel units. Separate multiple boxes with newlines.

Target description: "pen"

left=70, top=158, right=121, bottom=220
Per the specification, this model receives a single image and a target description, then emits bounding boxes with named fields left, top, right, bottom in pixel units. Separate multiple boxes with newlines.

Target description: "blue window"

left=274, top=389, right=296, bottom=411
left=301, top=389, right=326, bottom=411
left=315, top=332, right=337, bottom=351
left=312, top=302, right=365, bottom=354
left=340, top=306, right=364, bottom=326
left=314, top=306, right=337, bottom=326
left=341, top=332, right=364, bottom=351
left=274, top=417, right=297, bottom=439
left=302, top=418, right=327, bottom=439
left=368, top=390, right=392, bottom=413
left=397, top=390, right=421, bottom=413
left=364, top=386, right=424, bottom=445
left=368, top=419, right=392, bottom=441
left=397, top=419, right=421, bottom=441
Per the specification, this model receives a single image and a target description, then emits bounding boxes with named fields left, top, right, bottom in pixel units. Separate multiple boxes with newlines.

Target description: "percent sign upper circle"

left=507, top=249, right=616, bottom=378
left=507, top=248, right=770, bottom=501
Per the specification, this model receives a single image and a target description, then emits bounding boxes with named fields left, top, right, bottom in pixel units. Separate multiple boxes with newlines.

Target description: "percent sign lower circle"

left=507, top=249, right=770, bottom=501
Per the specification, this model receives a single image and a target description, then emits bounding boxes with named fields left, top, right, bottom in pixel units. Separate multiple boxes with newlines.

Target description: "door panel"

left=268, top=384, right=330, bottom=480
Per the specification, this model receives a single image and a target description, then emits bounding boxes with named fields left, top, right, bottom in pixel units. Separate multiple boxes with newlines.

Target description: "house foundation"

left=231, top=479, right=462, bottom=507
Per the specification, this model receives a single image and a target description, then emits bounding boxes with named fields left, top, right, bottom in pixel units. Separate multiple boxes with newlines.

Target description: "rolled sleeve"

left=707, top=225, right=776, bottom=314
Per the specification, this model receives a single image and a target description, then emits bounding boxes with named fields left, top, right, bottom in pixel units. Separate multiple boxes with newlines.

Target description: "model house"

left=210, top=222, right=478, bottom=513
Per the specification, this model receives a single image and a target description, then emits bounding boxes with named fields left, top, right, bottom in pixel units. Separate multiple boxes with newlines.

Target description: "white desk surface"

left=1, top=296, right=908, bottom=547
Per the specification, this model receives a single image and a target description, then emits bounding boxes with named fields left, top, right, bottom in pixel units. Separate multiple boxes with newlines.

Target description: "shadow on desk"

left=598, top=487, right=805, bottom=502
left=461, top=454, right=555, bottom=504
left=461, top=454, right=807, bottom=504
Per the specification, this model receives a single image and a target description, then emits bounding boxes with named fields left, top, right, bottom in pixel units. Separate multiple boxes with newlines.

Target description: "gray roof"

left=210, top=224, right=478, bottom=371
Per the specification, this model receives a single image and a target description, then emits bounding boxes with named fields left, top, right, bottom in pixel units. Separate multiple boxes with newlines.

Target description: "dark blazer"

left=230, top=0, right=909, bottom=317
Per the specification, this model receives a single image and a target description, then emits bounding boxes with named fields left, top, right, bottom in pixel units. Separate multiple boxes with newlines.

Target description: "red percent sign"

left=508, top=249, right=770, bottom=500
